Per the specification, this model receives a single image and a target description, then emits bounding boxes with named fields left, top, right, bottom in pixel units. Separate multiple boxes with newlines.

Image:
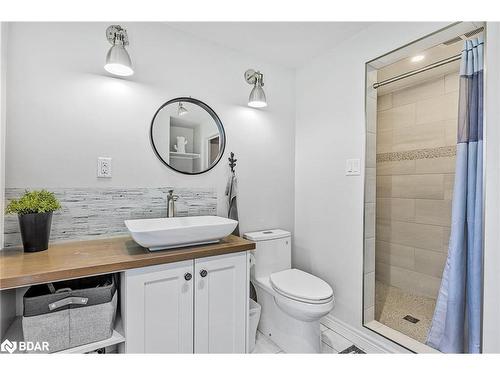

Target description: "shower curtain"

left=426, top=37, right=484, bottom=353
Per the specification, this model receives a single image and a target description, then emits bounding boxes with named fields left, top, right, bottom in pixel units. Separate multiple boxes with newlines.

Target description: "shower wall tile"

left=375, top=176, right=392, bottom=198
left=445, top=72, right=460, bottom=93
left=416, top=91, right=459, bottom=124
left=366, top=132, right=377, bottom=168
left=378, top=93, right=393, bottom=111
left=415, top=156, right=456, bottom=174
left=412, top=175, right=445, bottom=200
left=364, top=203, right=376, bottom=239
left=365, top=168, right=376, bottom=203
left=366, top=96, right=378, bottom=133
left=387, top=175, right=418, bottom=198
left=376, top=240, right=415, bottom=270
left=415, top=199, right=452, bottom=227
left=364, top=306, right=375, bottom=322
left=376, top=160, right=416, bottom=176
left=375, top=261, right=390, bottom=284
left=376, top=129, right=393, bottom=153
left=379, top=221, right=444, bottom=252
left=374, top=71, right=458, bottom=300
left=364, top=238, right=376, bottom=273
left=375, top=262, right=442, bottom=299
left=377, top=103, right=416, bottom=130
left=4, top=187, right=217, bottom=248
left=364, top=81, right=378, bottom=321
left=392, top=122, right=447, bottom=152
left=376, top=198, right=415, bottom=222
left=444, top=118, right=459, bottom=144
left=392, top=76, right=445, bottom=107
left=377, top=146, right=456, bottom=164
left=389, top=174, right=444, bottom=199
left=414, top=248, right=447, bottom=278
left=364, top=272, right=375, bottom=308
left=409, top=222, right=446, bottom=252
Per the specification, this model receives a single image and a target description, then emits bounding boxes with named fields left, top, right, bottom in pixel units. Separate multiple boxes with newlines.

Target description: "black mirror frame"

left=150, top=97, right=226, bottom=175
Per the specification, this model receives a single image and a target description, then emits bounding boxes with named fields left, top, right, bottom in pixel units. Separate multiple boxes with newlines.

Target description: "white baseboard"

left=321, top=314, right=410, bottom=354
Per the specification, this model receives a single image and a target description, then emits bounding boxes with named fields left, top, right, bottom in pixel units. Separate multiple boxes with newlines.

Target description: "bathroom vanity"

left=0, top=235, right=255, bottom=353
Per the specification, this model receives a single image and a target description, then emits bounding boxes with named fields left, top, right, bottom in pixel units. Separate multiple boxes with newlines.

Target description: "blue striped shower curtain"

left=426, top=37, right=484, bottom=353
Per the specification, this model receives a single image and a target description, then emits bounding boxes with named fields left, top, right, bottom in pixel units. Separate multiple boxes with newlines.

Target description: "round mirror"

left=150, top=97, right=226, bottom=174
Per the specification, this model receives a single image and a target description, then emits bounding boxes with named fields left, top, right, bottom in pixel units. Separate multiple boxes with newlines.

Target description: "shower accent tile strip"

left=376, top=145, right=456, bottom=163
left=3, top=187, right=217, bottom=248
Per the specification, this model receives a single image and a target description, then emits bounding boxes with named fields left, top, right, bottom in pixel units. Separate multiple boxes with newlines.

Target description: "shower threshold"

left=364, top=320, right=439, bottom=353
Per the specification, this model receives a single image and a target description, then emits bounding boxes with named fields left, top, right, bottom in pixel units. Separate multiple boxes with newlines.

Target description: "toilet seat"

left=253, top=272, right=335, bottom=325
left=270, top=269, right=333, bottom=304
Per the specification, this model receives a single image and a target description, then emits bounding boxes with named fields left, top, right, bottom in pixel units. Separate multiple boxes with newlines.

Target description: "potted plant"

left=5, top=190, right=61, bottom=252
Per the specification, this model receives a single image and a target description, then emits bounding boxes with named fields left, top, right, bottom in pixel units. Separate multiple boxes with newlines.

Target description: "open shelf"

left=3, top=315, right=125, bottom=354
left=169, top=151, right=200, bottom=159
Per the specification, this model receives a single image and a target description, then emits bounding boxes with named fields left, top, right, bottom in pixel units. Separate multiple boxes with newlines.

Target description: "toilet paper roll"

left=248, top=253, right=256, bottom=268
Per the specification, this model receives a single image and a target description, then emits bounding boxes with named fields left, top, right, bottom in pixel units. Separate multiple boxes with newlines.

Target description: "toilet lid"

left=270, top=269, right=333, bottom=303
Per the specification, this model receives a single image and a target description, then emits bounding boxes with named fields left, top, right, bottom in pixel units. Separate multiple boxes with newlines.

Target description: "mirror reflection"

left=150, top=98, right=225, bottom=174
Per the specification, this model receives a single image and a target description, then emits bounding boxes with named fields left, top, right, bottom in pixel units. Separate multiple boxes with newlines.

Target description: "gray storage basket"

left=22, top=274, right=117, bottom=353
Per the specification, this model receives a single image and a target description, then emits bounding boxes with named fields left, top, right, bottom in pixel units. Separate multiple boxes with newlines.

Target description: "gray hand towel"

left=226, top=172, right=239, bottom=236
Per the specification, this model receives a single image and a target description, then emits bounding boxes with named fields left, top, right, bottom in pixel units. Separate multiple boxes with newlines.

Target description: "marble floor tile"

left=321, top=328, right=353, bottom=352
left=321, top=342, right=339, bottom=354
left=253, top=327, right=355, bottom=354
left=252, top=331, right=282, bottom=354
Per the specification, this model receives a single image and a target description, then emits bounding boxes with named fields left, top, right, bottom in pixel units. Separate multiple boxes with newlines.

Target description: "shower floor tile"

left=375, top=281, right=437, bottom=344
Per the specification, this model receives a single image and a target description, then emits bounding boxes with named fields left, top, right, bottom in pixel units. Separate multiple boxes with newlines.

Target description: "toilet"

left=244, top=229, right=334, bottom=353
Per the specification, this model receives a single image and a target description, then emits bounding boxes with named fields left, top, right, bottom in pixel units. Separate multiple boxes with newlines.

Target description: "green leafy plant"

left=5, top=190, right=61, bottom=215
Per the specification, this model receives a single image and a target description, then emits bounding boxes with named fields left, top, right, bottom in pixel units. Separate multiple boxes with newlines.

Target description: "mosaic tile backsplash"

left=4, top=187, right=217, bottom=248
left=376, top=145, right=456, bottom=163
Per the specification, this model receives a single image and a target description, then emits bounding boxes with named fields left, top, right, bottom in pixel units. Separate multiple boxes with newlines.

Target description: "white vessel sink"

left=124, top=216, right=238, bottom=251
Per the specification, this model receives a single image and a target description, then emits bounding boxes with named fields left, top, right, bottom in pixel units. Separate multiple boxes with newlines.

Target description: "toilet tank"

left=244, top=229, right=291, bottom=280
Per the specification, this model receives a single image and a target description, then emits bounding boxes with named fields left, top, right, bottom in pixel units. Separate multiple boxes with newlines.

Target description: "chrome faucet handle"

left=166, top=189, right=179, bottom=218
left=167, top=189, right=179, bottom=199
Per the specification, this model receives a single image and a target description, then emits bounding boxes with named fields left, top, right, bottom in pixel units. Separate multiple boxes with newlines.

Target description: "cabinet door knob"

left=199, top=269, right=208, bottom=278
left=184, top=272, right=192, bottom=281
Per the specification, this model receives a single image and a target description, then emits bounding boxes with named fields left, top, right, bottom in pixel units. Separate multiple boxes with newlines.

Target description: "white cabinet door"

left=194, top=252, right=247, bottom=353
left=121, top=261, right=194, bottom=353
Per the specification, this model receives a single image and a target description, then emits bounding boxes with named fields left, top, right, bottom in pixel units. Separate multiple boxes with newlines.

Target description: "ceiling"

left=376, top=41, right=463, bottom=95
left=373, top=22, right=484, bottom=95
left=166, top=22, right=372, bottom=69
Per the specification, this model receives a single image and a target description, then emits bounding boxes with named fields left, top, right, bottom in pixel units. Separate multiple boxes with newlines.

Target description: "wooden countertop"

left=0, top=235, right=255, bottom=290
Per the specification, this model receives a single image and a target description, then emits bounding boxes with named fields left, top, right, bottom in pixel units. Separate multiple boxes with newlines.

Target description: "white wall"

left=4, top=22, right=296, bottom=235
left=0, top=23, right=15, bottom=338
left=294, top=22, right=455, bottom=350
left=482, top=22, right=500, bottom=353
left=0, top=23, right=6, bottom=248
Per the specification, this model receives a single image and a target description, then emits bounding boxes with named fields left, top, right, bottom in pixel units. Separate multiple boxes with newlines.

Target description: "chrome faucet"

left=166, top=189, right=179, bottom=218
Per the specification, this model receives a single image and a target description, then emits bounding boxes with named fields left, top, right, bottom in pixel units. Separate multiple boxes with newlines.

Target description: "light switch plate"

left=345, top=158, right=361, bottom=176
left=97, top=157, right=112, bottom=178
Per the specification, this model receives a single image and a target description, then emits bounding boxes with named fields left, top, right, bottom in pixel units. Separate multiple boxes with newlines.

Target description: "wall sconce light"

left=244, top=69, right=267, bottom=108
left=104, top=25, right=134, bottom=77
left=178, top=102, right=188, bottom=116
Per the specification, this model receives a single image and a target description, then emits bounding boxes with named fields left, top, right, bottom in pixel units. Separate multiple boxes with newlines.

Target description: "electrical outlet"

left=97, top=157, right=112, bottom=178
left=345, top=158, right=361, bottom=176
